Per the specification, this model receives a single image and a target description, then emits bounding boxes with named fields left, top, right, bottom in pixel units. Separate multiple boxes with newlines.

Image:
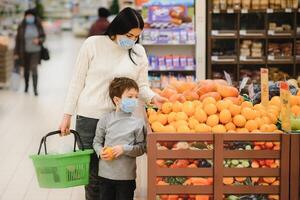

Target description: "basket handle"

left=37, top=130, right=84, bottom=155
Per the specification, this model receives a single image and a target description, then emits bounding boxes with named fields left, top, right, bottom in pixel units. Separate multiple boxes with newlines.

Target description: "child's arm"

left=93, top=115, right=107, bottom=159
left=122, top=120, right=146, bottom=158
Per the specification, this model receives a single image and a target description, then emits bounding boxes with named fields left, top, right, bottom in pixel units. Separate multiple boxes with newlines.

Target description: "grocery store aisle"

left=0, top=32, right=147, bottom=200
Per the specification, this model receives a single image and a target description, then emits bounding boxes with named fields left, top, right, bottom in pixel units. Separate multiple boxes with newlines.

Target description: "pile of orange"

left=148, top=96, right=283, bottom=134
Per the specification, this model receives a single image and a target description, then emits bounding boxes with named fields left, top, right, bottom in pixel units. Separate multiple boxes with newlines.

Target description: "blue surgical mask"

left=117, top=36, right=136, bottom=50
left=26, top=16, right=35, bottom=24
left=120, top=98, right=138, bottom=113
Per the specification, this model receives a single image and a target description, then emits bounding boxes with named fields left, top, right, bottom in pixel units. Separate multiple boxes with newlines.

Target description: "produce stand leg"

left=147, top=133, right=157, bottom=200
left=290, top=134, right=300, bottom=200
left=214, top=133, right=224, bottom=200
left=280, top=134, right=290, bottom=200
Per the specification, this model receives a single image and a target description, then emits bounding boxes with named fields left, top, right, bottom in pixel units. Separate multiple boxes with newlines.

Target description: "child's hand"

left=112, top=145, right=124, bottom=158
left=100, top=150, right=111, bottom=160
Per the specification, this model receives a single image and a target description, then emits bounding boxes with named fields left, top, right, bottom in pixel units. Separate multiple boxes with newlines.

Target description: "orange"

left=237, top=128, right=249, bottom=133
left=255, top=117, right=263, bottom=129
left=241, top=101, right=253, bottom=108
left=167, top=112, right=177, bottom=123
left=267, top=108, right=279, bottom=118
left=274, top=130, right=283, bottom=133
left=148, top=114, right=158, bottom=124
left=202, top=96, right=217, bottom=106
left=245, top=120, right=258, bottom=132
left=225, top=122, right=236, bottom=131
left=182, top=101, right=195, bottom=117
left=261, top=116, right=271, bottom=124
left=229, top=104, right=241, bottom=116
left=290, top=95, right=300, bottom=106
left=195, top=123, right=212, bottom=133
left=233, top=115, right=246, bottom=127
left=260, top=124, right=271, bottom=132
left=175, top=120, right=189, bottom=129
left=163, top=125, right=176, bottom=133
left=175, top=112, right=188, bottom=121
left=172, top=101, right=183, bottom=112
left=147, top=108, right=157, bottom=116
left=103, top=147, right=115, bottom=161
left=194, top=107, right=207, bottom=123
left=227, top=130, right=236, bottom=133
left=270, top=96, right=282, bottom=108
left=241, top=107, right=256, bottom=120
left=157, top=114, right=168, bottom=125
left=151, top=121, right=165, bottom=132
left=192, top=100, right=202, bottom=108
left=291, top=105, right=300, bottom=117
left=260, top=109, right=268, bottom=117
left=161, top=102, right=173, bottom=114
left=254, top=103, right=264, bottom=111
left=170, top=121, right=177, bottom=128
left=204, top=103, right=218, bottom=115
left=206, top=114, right=219, bottom=127
left=269, top=124, right=278, bottom=132
left=188, top=117, right=200, bottom=129
left=212, top=125, right=226, bottom=133
left=268, top=113, right=278, bottom=124
left=219, top=109, right=232, bottom=124
left=216, top=100, right=231, bottom=112
left=177, top=125, right=191, bottom=133
left=253, top=110, right=261, bottom=118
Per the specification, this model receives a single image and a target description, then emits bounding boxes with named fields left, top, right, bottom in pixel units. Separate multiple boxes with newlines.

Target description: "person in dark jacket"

left=14, top=9, right=46, bottom=96
left=88, top=7, right=110, bottom=37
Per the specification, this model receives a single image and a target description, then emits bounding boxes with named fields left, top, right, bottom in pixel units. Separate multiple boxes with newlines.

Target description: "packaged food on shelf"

left=148, top=55, right=196, bottom=71
left=269, top=22, right=292, bottom=32
left=296, top=40, right=300, bottom=56
left=268, top=43, right=293, bottom=57
left=240, top=40, right=263, bottom=58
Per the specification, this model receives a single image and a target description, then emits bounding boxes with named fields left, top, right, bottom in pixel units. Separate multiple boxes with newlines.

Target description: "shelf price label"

left=227, top=8, right=234, bottom=13
left=241, top=9, right=248, bottom=13
left=240, top=30, right=247, bottom=35
left=268, top=55, right=275, bottom=61
left=280, top=81, right=291, bottom=132
left=268, top=30, right=275, bottom=35
left=240, top=56, right=247, bottom=61
left=213, top=9, right=220, bottom=13
left=224, top=71, right=232, bottom=86
left=261, top=68, right=269, bottom=107
left=267, top=8, right=274, bottom=13
left=212, top=56, right=218, bottom=61
left=212, top=30, right=219, bottom=35
left=285, top=8, right=292, bottom=13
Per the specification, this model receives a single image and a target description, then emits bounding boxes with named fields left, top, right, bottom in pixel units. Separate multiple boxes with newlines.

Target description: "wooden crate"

left=147, top=132, right=290, bottom=200
left=290, top=133, right=300, bottom=200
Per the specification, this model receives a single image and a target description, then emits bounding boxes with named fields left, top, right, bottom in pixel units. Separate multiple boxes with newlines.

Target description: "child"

left=93, top=77, right=146, bottom=200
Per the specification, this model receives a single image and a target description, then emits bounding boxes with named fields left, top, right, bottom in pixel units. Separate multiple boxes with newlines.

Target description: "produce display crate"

left=147, top=131, right=290, bottom=200
left=290, top=133, right=300, bottom=200
left=0, top=48, right=13, bottom=86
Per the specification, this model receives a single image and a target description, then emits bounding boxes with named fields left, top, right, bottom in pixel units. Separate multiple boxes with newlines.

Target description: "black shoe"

left=34, top=90, right=38, bottom=96
left=24, top=87, right=28, bottom=93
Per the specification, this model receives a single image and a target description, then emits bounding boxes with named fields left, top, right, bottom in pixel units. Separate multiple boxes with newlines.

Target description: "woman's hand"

left=59, top=114, right=72, bottom=136
left=151, top=95, right=168, bottom=109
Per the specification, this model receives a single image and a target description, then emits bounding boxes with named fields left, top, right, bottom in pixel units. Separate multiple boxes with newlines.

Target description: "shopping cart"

left=30, top=130, right=94, bottom=188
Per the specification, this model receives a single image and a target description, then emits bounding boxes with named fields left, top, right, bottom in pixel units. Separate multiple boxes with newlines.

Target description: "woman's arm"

left=63, top=38, right=92, bottom=115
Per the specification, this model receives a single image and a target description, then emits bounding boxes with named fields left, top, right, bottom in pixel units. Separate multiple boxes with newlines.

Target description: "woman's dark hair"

left=109, top=77, right=139, bottom=105
left=98, top=7, right=110, bottom=18
left=105, top=7, right=144, bottom=65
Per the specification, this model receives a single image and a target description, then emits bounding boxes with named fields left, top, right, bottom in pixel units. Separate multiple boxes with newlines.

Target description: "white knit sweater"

left=63, top=36, right=156, bottom=119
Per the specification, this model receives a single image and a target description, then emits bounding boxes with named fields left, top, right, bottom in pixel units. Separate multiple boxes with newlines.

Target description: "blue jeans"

left=76, top=115, right=99, bottom=200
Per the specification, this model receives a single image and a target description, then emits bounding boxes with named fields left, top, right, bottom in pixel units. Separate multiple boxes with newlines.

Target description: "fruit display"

left=156, top=194, right=212, bottom=200
left=157, top=141, right=213, bottom=150
left=224, top=141, right=280, bottom=151
left=224, top=159, right=280, bottom=168
left=157, top=177, right=213, bottom=186
left=157, top=159, right=213, bottom=168
left=223, top=176, right=279, bottom=186
left=225, top=194, right=278, bottom=200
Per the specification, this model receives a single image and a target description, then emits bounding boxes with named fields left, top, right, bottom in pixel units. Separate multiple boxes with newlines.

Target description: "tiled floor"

left=0, top=32, right=147, bottom=200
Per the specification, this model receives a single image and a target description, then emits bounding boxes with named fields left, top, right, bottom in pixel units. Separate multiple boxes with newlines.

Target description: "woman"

left=59, top=7, right=166, bottom=200
left=14, top=9, right=45, bottom=96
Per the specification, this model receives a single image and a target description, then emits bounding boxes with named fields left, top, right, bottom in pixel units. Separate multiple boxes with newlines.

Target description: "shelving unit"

left=207, top=1, right=300, bottom=83
left=141, top=1, right=199, bottom=87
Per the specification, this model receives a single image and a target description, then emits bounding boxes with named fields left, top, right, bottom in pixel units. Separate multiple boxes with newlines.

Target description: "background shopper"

left=14, top=9, right=46, bottom=96
left=88, top=7, right=110, bottom=37
left=59, top=7, right=166, bottom=200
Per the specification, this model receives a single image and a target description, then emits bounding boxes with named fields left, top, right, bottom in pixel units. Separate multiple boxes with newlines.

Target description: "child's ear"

left=113, top=96, right=121, bottom=106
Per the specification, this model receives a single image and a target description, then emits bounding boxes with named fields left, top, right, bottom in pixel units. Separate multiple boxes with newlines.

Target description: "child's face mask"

left=120, top=98, right=138, bottom=113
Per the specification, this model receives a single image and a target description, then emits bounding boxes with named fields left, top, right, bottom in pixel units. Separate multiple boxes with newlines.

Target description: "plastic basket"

left=30, top=130, right=94, bottom=188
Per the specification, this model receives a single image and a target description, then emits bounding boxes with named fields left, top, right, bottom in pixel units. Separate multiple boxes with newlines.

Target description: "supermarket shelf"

left=239, top=30, right=266, bottom=39
left=223, top=150, right=280, bottom=159
left=157, top=150, right=213, bottom=159
left=148, top=69, right=195, bottom=73
left=142, top=43, right=196, bottom=46
left=211, top=30, right=237, bottom=39
left=223, top=168, right=280, bottom=176
left=267, top=31, right=294, bottom=38
left=211, top=8, right=298, bottom=14
left=157, top=168, right=213, bottom=177
left=267, top=56, right=294, bottom=64
left=211, top=56, right=237, bottom=64
left=239, top=57, right=266, bottom=64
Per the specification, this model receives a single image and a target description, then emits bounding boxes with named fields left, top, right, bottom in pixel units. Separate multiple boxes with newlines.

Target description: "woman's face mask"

left=25, top=15, right=35, bottom=24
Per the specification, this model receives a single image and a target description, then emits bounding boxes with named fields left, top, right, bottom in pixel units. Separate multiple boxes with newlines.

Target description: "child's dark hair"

left=109, top=77, right=139, bottom=105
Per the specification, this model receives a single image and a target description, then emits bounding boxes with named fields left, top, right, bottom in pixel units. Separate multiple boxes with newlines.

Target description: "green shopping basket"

left=30, top=130, right=94, bottom=188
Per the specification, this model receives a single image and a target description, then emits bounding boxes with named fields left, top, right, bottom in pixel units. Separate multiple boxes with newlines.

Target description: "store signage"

left=280, top=81, right=291, bottom=132
left=261, top=68, right=269, bottom=107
